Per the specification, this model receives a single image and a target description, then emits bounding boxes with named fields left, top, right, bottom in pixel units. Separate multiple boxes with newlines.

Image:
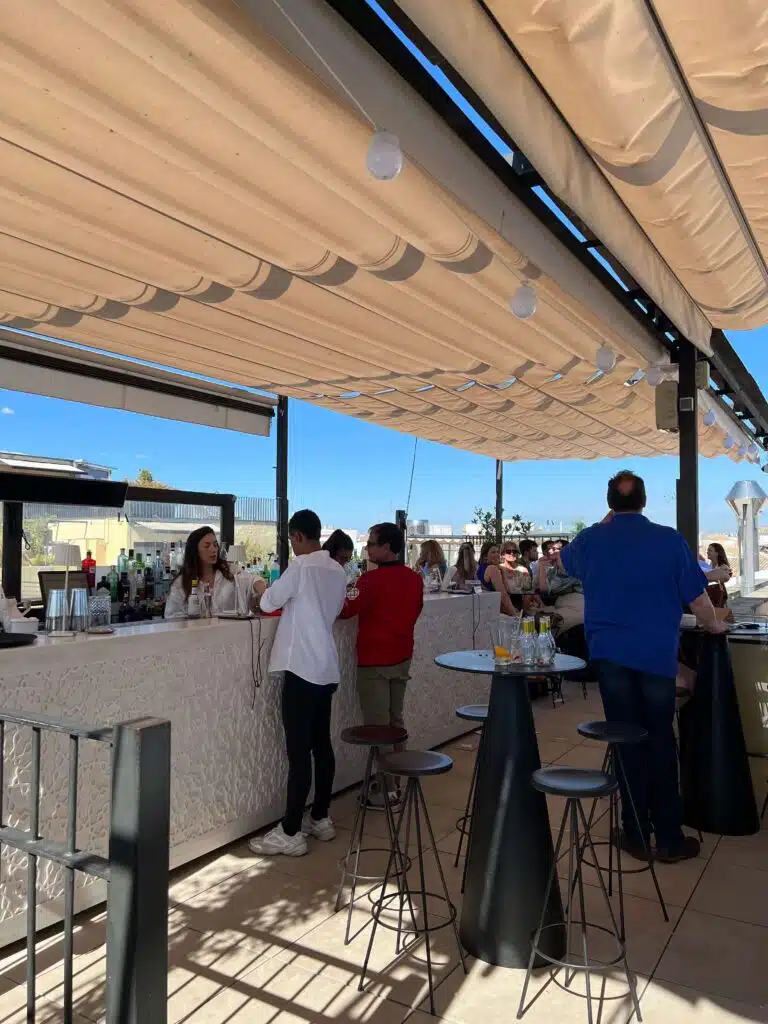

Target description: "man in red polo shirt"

left=341, top=522, right=423, bottom=798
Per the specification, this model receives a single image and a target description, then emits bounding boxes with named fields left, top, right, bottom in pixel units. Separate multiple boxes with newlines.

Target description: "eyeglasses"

left=502, top=548, right=519, bottom=556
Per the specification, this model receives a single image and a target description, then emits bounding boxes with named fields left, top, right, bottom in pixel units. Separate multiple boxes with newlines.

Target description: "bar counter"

left=0, top=589, right=498, bottom=945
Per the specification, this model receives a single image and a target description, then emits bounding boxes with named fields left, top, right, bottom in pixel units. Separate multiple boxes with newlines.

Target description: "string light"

left=595, top=346, right=617, bottom=373
left=739, top=444, right=747, bottom=458
left=509, top=282, right=537, bottom=319
left=724, top=435, right=735, bottom=450
left=702, top=410, right=716, bottom=427
left=366, top=131, right=403, bottom=181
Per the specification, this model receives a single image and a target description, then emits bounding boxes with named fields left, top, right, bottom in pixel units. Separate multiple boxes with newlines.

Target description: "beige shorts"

left=356, top=660, right=411, bottom=734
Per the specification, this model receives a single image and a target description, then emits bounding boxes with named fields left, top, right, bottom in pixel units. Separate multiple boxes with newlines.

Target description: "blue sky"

left=0, top=325, right=765, bottom=534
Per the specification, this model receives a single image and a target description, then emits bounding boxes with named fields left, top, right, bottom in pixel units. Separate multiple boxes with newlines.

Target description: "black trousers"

left=281, top=671, right=337, bottom=836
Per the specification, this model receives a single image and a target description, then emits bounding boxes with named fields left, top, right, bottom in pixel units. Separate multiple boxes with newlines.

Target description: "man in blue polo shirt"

left=562, top=470, right=726, bottom=863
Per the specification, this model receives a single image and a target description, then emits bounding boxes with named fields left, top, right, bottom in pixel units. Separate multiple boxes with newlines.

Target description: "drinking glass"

left=235, top=572, right=252, bottom=616
left=45, top=589, right=71, bottom=634
left=68, top=588, right=90, bottom=632
left=495, top=615, right=520, bottom=669
left=88, top=595, right=111, bottom=628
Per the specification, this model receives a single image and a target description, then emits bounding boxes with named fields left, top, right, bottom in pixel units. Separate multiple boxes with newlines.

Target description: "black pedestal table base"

left=461, top=669, right=565, bottom=967
left=679, top=632, right=759, bottom=836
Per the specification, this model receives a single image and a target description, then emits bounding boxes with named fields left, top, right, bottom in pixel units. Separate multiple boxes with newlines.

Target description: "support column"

left=276, top=396, right=289, bottom=573
left=676, top=339, right=699, bottom=553
left=1, top=501, right=23, bottom=601
left=495, top=460, right=503, bottom=546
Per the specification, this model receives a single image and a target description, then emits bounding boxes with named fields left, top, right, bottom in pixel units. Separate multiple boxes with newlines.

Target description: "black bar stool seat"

left=576, top=720, right=669, bottom=929
left=359, top=749, right=467, bottom=1015
left=335, top=724, right=409, bottom=945
left=453, top=704, right=489, bottom=891
left=340, top=724, right=408, bottom=747
left=518, top=766, right=643, bottom=1024
left=532, top=766, right=617, bottom=799
left=576, top=721, right=647, bottom=745
left=455, top=704, right=489, bottom=722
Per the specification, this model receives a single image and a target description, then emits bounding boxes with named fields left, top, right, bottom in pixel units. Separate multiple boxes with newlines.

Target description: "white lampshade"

left=509, top=283, right=537, bottom=319
left=702, top=409, right=716, bottom=427
left=595, top=346, right=617, bottom=373
left=366, top=131, right=404, bottom=181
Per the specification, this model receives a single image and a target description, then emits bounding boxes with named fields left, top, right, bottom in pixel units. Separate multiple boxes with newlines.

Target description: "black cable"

left=404, top=437, right=418, bottom=516
left=248, top=615, right=266, bottom=707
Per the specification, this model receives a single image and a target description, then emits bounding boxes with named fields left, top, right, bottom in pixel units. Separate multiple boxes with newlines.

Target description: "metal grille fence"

left=23, top=496, right=276, bottom=523
left=0, top=712, right=170, bottom=1023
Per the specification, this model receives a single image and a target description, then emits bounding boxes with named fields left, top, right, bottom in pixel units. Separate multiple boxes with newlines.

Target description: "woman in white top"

left=164, top=526, right=252, bottom=618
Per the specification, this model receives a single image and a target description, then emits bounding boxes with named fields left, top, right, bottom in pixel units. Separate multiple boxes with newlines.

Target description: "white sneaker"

left=302, top=813, right=336, bottom=842
left=248, top=824, right=308, bottom=857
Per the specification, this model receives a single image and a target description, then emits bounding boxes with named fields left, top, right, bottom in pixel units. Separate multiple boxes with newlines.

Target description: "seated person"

left=444, top=542, right=477, bottom=589
left=479, top=541, right=540, bottom=616
left=416, top=540, right=448, bottom=585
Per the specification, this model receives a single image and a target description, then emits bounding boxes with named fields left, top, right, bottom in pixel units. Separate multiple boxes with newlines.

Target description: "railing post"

left=106, top=717, right=170, bottom=1024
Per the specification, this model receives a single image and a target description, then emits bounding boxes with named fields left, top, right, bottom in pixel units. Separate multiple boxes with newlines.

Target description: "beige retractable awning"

left=398, top=0, right=768, bottom=332
left=0, top=0, right=754, bottom=462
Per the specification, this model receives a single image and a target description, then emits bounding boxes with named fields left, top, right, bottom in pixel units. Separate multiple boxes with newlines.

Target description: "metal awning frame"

left=326, top=0, right=768, bottom=453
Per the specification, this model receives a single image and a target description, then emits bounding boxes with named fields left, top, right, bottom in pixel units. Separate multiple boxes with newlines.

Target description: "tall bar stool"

left=576, top=721, right=668, bottom=934
left=335, top=725, right=409, bottom=945
left=360, top=750, right=468, bottom=1015
left=453, top=704, right=488, bottom=891
left=518, top=766, right=643, bottom=1024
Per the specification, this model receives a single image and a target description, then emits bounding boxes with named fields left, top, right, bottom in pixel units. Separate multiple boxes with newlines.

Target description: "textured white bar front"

left=0, top=591, right=498, bottom=945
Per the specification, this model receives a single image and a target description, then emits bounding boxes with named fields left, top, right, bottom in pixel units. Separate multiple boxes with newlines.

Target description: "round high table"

left=435, top=649, right=586, bottom=968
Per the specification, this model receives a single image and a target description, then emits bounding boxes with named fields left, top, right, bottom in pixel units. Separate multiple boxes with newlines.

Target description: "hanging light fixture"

left=645, top=364, right=665, bottom=387
left=595, top=346, right=617, bottom=373
left=366, top=130, right=404, bottom=181
left=724, top=435, right=735, bottom=450
left=509, top=282, right=537, bottom=319
left=702, top=409, right=716, bottom=427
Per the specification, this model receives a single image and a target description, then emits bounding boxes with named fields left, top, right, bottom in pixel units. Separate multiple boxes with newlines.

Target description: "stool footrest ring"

left=369, top=888, right=458, bottom=935
left=337, top=847, right=412, bottom=884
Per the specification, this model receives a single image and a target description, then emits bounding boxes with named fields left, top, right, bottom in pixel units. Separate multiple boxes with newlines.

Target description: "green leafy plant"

left=471, top=507, right=533, bottom=542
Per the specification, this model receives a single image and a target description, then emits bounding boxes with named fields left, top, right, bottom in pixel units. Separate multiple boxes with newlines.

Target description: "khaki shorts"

left=357, top=660, right=411, bottom=735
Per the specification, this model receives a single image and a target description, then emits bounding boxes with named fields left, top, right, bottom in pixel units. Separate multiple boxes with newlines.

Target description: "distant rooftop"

left=0, top=451, right=112, bottom=480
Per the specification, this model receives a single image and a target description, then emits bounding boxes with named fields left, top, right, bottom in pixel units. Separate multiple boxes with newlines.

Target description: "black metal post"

left=495, top=460, right=503, bottom=545
left=106, top=717, right=170, bottom=1024
left=219, top=496, right=236, bottom=550
left=676, top=340, right=699, bottom=553
left=1, top=500, right=23, bottom=601
left=276, top=395, right=289, bottom=573
left=395, top=509, right=407, bottom=564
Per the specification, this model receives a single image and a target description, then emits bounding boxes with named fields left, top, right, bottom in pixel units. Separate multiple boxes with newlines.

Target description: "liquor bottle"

left=107, top=566, right=119, bottom=602
left=188, top=580, right=201, bottom=618
left=144, top=565, right=155, bottom=601
left=536, top=616, right=556, bottom=667
left=117, top=548, right=128, bottom=573
left=154, top=550, right=163, bottom=582
left=269, top=554, right=280, bottom=585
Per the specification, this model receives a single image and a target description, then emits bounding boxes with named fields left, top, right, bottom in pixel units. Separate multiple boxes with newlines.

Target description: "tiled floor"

left=2, top=681, right=766, bottom=1023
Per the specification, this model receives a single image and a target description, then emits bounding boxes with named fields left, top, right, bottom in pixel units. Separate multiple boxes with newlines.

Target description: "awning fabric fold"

left=0, top=0, right=750, bottom=461
left=398, top=0, right=768, bottom=332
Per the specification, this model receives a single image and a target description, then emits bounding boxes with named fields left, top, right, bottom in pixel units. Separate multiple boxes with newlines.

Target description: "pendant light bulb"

left=366, top=130, right=403, bottom=181
left=739, top=444, right=747, bottom=458
left=702, top=409, right=716, bottom=427
left=724, top=435, right=735, bottom=450
left=509, top=282, right=537, bottom=319
left=595, top=346, right=617, bottom=373
left=645, top=364, right=665, bottom=387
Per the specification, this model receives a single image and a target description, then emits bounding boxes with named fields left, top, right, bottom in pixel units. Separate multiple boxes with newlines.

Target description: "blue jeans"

left=595, top=660, right=683, bottom=848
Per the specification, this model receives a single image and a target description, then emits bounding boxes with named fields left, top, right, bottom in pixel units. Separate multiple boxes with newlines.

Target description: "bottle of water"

left=187, top=580, right=201, bottom=619
left=536, top=616, right=556, bottom=667
left=520, top=617, right=536, bottom=666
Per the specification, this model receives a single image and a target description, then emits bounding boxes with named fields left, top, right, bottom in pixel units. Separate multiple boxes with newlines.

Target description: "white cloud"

left=1, top=407, right=14, bottom=415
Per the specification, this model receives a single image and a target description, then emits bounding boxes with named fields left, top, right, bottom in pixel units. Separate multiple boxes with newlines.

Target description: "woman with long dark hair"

left=322, top=529, right=355, bottom=567
left=164, top=526, right=245, bottom=618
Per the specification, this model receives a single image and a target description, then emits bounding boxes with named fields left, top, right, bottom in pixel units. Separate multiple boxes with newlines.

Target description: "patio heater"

left=726, top=480, right=767, bottom=596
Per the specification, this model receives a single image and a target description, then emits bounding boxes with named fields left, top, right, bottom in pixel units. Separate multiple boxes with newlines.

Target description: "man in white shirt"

left=249, top=509, right=347, bottom=857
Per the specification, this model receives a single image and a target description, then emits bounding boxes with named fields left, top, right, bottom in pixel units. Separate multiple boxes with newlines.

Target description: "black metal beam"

left=676, top=340, right=699, bottom=552
left=2, top=501, right=23, bottom=600
left=0, top=473, right=128, bottom=507
left=495, top=460, right=503, bottom=545
left=327, top=0, right=768, bottom=456
left=125, top=485, right=236, bottom=508
left=219, top=496, right=236, bottom=550
left=276, top=396, right=289, bottom=572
